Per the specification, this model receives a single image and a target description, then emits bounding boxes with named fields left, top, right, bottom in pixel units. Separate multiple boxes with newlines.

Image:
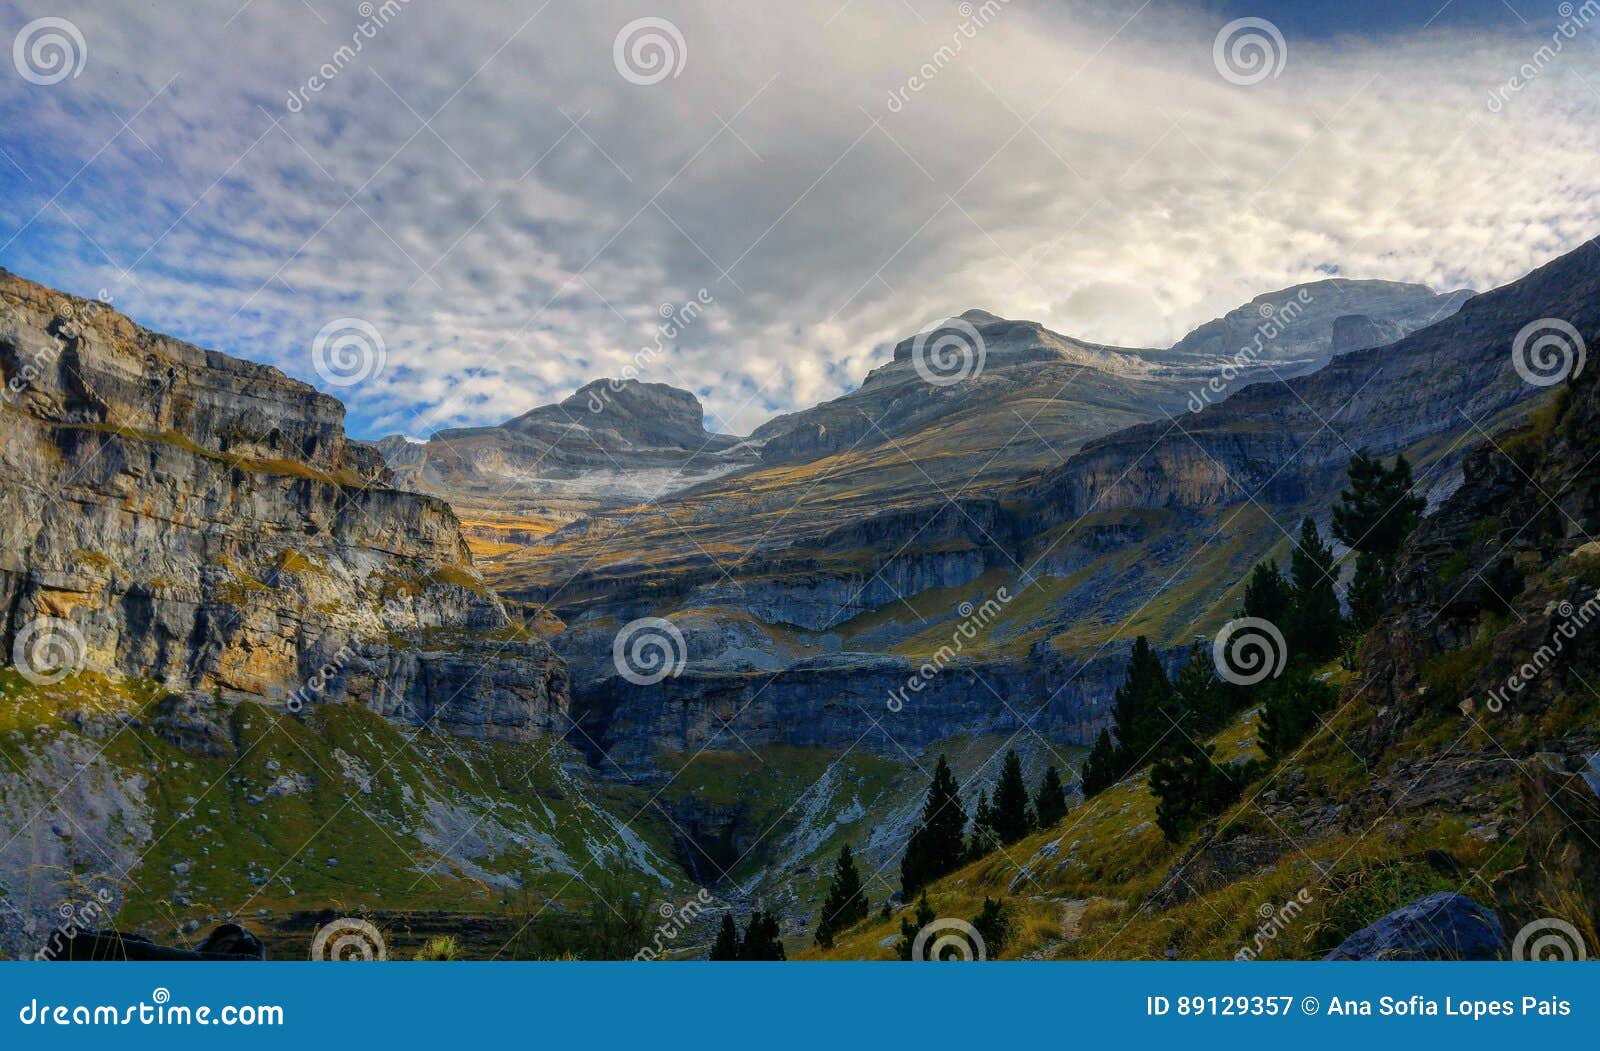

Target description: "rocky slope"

left=0, top=268, right=566, bottom=741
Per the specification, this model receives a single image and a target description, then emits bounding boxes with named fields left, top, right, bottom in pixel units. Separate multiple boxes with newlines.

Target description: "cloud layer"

left=2, top=0, right=1599, bottom=438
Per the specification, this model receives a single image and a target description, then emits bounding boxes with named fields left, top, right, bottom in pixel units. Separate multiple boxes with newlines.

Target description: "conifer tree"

left=1239, top=559, right=1293, bottom=626
left=1332, top=452, right=1425, bottom=629
left=900, top=756, right=967, bottom=898
left=709, top=914, right=741, bottom=961
left=815, top=844, right=868, bottom=948
left=1150, top=735, right=1247, bottom=842
left=1080, top=727, right=1120, bottom=798
left=968, top=791, right=1000, bottom=860
left=1259, top=664, right=1337, bottom=761
left=1106, top=635, right=1180, bottom=767
left=895, top=892, right=938, bottom=961
left=991, top=750, right=1036, bottom=845
left=1033, top=765, right=1068, bottom=828
left=1288, top=516, right=1342, bottom=661
left=1171, top=640, right=1230, bottom=735
left=738, top=909, right=786, bottom=961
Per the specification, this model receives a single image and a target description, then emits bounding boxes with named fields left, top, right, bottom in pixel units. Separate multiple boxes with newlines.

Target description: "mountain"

left=1167, top=278, right=1472, bottom=373
left=378, top=379, right=760, bottom=555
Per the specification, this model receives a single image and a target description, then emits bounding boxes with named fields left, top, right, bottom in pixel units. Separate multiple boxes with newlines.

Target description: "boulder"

left=1324, top=891, right=1504, bottom=960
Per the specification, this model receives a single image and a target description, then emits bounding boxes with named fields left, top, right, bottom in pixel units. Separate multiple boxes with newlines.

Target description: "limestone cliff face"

left=0, top=269, right=566, bottom=740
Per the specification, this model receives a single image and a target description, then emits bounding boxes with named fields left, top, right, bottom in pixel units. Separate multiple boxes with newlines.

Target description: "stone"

left=1324, top=892, right=1505, bottom=960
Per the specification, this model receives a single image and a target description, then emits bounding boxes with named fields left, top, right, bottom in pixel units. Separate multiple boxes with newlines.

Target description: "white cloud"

left=2, top=0, right=1598, bottom=439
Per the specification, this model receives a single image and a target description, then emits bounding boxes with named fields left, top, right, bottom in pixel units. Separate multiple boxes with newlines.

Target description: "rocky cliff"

left=0, top=269, right=566, bottom=741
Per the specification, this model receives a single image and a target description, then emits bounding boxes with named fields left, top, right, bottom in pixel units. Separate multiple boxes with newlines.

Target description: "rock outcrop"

left=0, top=269, right=566, bottom=740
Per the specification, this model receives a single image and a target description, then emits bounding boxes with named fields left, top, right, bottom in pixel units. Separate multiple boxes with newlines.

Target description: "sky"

left=2, top=0, right=1599, bottom=440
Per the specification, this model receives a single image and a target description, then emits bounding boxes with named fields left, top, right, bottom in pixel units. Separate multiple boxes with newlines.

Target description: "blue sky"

left=3, top=0, right=1599, bottom=439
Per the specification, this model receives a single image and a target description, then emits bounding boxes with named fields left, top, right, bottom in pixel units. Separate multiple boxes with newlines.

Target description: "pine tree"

left=1239, top=559, right=1293, bottom=626
left=709, top=914, right=740, bottom=960
left=738, top=909, right=786, bottom=961
left=968, top=791, right=1000, bottom=860
left=815, top=844, right=868, bottom=948
left=900, top=755, right=967, bottom=898
left=990, top=750, right=1035, bottom=845
left=1171, top=640, right=1230, bottom=735
left=1107, top=636, right=1180, bottom=767
left=1150, top=735, right=1247, bottom=842
left=1033, top=765, right=1068, bottom=828
left=1288, top=516, right=1343, bottom=661
left=971, top=896, right=1013, bottom=958
left=1080, top=728, right=1120, bottom=798
left=895, top=892, right=937, bottom=961
left=1258, top=664, right=1337, bottom=761
left=1332, top=452, right=1425, bottom=628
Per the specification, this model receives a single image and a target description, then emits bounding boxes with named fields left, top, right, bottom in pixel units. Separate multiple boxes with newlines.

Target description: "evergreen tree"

left=1080, top=728, right=1120, bottom=798
left=738, top=909, right=786, bottom=961
left=990, top=750, right=1036, bottom=845
left=967, top=791, right=1000, bottom=860
left=895, top=892, right=938, bottom=961
left=900, top=756, right=968, bottom=898
left=971, top=896, right=1013, bottom=958
left=1171, top=640, right=1231, bottom=735
left=814, top=844, right=869, bottom=948
left=1332, top=452, right=1425, bottom=628
left=1150, top=736, right=1248, bottom=842
left=1107, top=636, right=1180, bottom=767
left=1258, top=664, right=1338, bottom=761
left=1033, top=765, right=1068, bottom=828
left=709, top=914, right=741, bottom=961
left=1239, top=558, right=1293, bottom=626
left=1288, top=516, right=1343, bottom=661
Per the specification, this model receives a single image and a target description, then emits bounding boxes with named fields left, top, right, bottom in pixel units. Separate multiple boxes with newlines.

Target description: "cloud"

left=2, top=0, right=1598, bottom=439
